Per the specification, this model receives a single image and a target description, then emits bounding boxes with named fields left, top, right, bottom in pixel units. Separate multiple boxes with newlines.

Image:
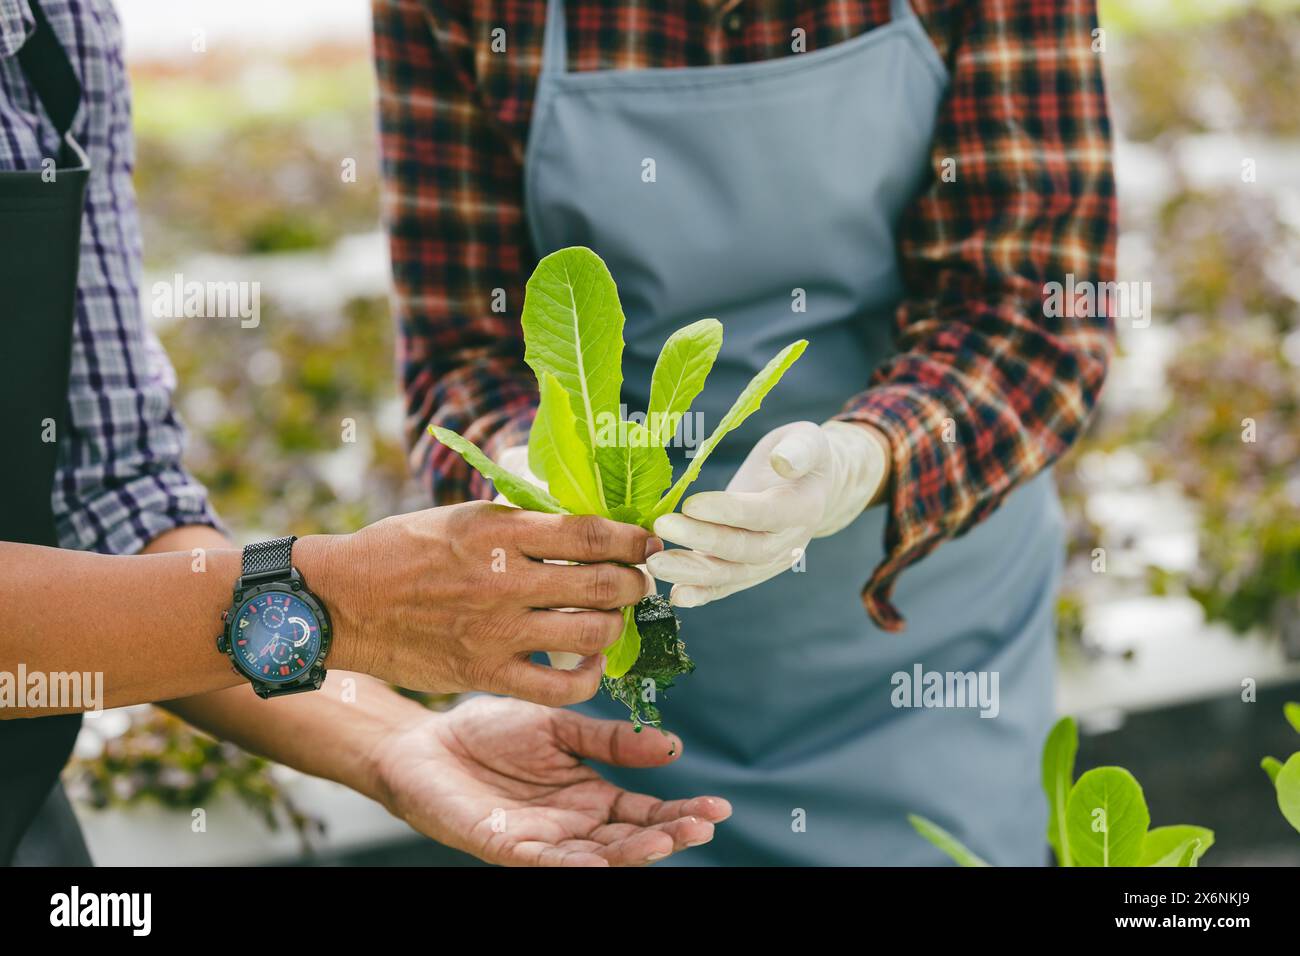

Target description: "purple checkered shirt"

left=0, top=0, right=220, bottom=555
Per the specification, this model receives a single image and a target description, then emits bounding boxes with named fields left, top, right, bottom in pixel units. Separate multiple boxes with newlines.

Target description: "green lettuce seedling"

left=909, top=716, right=1214, bottom=866
left=428, top=246, right=806, bottom=725
left=1260, top=701, right=1300, bottom=835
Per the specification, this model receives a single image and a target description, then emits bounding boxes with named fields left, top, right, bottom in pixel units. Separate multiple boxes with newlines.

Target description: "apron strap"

left=16, top=0, right=81, bottom=138
left=889, top=0, right=918, bottom=24
left=541, top=0, right=568, bottom=75
left=15, top=0, right=87, bottom=169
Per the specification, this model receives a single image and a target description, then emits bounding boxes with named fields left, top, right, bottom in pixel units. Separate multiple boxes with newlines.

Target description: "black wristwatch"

left=217, top=536, right=333, bottom=699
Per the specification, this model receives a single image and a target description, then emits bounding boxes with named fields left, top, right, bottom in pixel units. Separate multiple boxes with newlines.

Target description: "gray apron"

left=0, top=0, right=94, bottom=866
left=526, top=0, right=1063, bottom=865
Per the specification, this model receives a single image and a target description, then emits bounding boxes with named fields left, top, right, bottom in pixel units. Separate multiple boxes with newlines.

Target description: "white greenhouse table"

left=75, top=773, right=413, bottom=867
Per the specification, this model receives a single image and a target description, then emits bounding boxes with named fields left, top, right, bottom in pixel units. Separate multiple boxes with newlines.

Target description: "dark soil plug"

left=602, top=594, right=694, bottom=730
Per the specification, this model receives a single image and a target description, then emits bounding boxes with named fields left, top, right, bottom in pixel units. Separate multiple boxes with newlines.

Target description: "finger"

left=768, top=423, right=826, bottom=480
left=647, top=548, right=753, bottom=587
left=523, top=608, right=624, bottom=656
left=521, top=560, right=650, bottom=610
left=606, top=791, right=734, bottom=827
left=667, top=556, right=789, bottom=608
left=669, top=581, right=741, bottom=609
left=653, top=512, right=793, bottom=565
left=552, top=708, right=686, bottom=768
left=516, top=512, right=662, bottom=565
left=593, top=827, right=677, bottom=866
left=591, top=818, right=718, bottom=865
left=638, top=564, right=657, bottom=598
left=492, top=654, right=604, bottom=707
left=681, top=484, right=819, bottom=532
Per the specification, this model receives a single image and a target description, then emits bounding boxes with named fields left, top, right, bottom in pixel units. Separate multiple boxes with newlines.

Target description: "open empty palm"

left=375, top=695, right=730, bottom=866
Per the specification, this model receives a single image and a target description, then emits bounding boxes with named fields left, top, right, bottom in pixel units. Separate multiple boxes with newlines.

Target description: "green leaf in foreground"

left=521, top=248, right=624, bottom=501
left=1065, top=767, right=1150, bottom=867
left=608, top=504, right=641, bottom=524
left=1261, top=755, right=1283, bottom=785
left=1139, top=825, right=1215, bottom=866
left=1276, top=753, right=1300, bottom=834
left=428, top=426, right=567, bottom=514
left=1284, top=701, right=1300, bottom=735
left=907, top=814, right=991, bottom=867
left=651, top=338, right=808, bottom=521
left=646, top=318, right=723, bottom=446
left=531, top=372, right=606, bottom=516
left=1042, top=716, right=1078, bottom=867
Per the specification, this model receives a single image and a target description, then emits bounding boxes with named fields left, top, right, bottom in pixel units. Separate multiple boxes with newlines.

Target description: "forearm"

left=164, top=672, right=428, bottom=803
left=374, top=0, right=536, bottom=505
left=0, top=531, right=360, bottom=717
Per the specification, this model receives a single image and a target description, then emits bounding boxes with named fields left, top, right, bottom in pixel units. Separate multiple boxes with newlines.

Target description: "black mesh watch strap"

left=241, top=535, right=297, bottom=582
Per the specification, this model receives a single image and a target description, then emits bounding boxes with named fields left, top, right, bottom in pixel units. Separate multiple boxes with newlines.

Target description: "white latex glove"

left=646, top=420, right=889, bottom=609
left=494, top=444, right=656, bottom=671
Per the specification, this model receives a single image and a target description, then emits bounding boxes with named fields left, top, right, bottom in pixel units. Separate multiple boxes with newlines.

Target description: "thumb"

left=769, top=423, right=825, bottom=480
left=552, top=709, right=684, bottom=768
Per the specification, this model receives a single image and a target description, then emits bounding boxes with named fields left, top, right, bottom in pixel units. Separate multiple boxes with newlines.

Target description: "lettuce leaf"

left=646, top=318, right=723, bottom=446
left=521, top=247, right=624, bottom=505
left=603, top=606, right=641, bottom=679
left=428, top=426, right=568, bottom=515
left=1138, top=825, right=1214, bottom=866
left=531, top=372, right=607, bottom=516
left=906, top=815, right=991, bottom=867
left=596, top=419, right=672, bottom=525
left=650, top=338, right=808, bottom=522
left=1065, top=767, right=1150, bottom=867
left=1042, top=716, right=1078, bottom=867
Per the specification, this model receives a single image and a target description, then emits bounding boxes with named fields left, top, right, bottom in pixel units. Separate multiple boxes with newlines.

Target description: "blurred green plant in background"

left=131, top=49, right=381, bottom=262
left=66, top=709, right=324, bottom=851
left=1057, top=2, right=1300, bottom=655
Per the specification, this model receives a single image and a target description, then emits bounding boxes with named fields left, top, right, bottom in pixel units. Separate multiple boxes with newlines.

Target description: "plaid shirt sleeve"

left=832, top=0, right=1116, bottom=630
left=0, top=0, right=222, bottom=556
left=373, top=0, right=539, bottom=505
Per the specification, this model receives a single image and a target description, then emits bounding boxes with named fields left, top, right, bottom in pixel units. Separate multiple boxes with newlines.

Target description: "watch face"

left=229, top=590, right=323, bottom=684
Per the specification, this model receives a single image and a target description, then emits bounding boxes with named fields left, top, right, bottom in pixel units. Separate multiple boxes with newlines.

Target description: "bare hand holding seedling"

left=305, top=502, right=659, bottom=705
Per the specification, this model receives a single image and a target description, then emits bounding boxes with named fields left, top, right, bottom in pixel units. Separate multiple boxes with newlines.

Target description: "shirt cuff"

left=55, top=468, right=226, bottom=556
left=833, top=385, right=959, bottom=633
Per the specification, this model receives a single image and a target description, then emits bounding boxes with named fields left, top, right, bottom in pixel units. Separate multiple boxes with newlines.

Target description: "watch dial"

left=230, top=591, right=322, bottom=683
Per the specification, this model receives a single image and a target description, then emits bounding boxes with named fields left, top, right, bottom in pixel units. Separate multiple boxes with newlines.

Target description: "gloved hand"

left=646, top=420, right=890, bottom=609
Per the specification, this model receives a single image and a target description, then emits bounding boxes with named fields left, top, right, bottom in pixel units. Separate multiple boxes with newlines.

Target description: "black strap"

left=0, top=0, right=90, bottom=868
left=242, top=535, right=298, bottom=582
left=15, top=0, right=82, bottom=139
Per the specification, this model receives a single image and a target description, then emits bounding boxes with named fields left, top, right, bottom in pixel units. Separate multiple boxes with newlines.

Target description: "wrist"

left=817, top=420, right=892, bottom=536
left=369, top=705, right=446, bottom=816
left=294, top=533, right=375, bottom=676
left=341, top=677, right=435, bottom=805
left=847, top=421, right=891, bottom=506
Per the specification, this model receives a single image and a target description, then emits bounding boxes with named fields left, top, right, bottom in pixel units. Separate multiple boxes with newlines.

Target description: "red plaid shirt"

left=372, top=0, right=1117, bottom=631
